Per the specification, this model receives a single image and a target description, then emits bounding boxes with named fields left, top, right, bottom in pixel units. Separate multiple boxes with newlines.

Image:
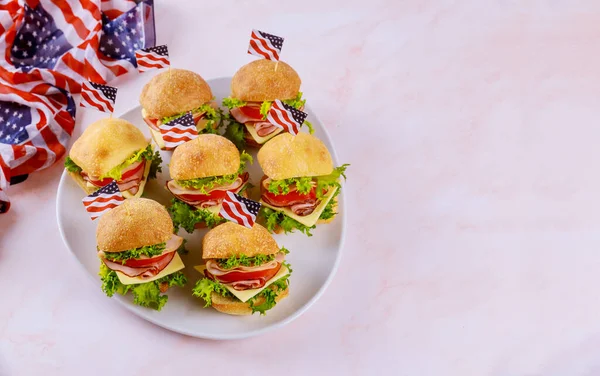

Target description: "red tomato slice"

left=88, top=176, right=113, bottom=188
left=179, top=189, right=229, bottom=202
left=262, top=187, right=317, bottom=207
left=122, top=251, right=174, bottom=268
left=239, top=106, right=263, bottom=120
left=120, top=160, right=145, bottom=180
left=213, top=264, right=281, bottom=284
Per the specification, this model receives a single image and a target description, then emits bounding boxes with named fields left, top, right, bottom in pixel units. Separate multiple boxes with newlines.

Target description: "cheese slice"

left=203, top=203, right=222, bottom=215
left=260, top=186, right=338, bottom=227
left=193, top=264, right=290, bottom=302
left=116, top=252, right=185, bottom=285
left=149, top=127, right=166, bottom=150
left=245, top=123, right=283, bottom=145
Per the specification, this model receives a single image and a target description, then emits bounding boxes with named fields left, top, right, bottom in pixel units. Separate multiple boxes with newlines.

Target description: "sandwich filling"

left=192, top=247, right=292, bottom=315
left=222, top=93, right=313, bottom=148
left=168, top=152, right=253, bottom=232
left=142, top=101, right=221, bottom=134
left=65, top=144, right=162, bottom=195
left=259, top=164, right=349, bottom=236
left=98, top=234, right=187, bottom=311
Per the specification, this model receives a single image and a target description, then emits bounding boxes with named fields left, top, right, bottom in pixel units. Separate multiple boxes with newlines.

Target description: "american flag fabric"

left=248, top=29, right=283, bottom=61
left=0, top=0, right=156, bottom=213
left=219, top=192, right=261, bottom=229
left=135, top=44, right=169, bottom=72
left=159, top=112, right=198, bottom=149
left=80, top=81, right=117, bottom=113
left=82, top=180, right=124, bottom=220
left=266, top=100, right=307, bottom=136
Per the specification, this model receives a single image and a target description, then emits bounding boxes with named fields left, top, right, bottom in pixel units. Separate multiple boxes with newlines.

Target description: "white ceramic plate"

left=56, top=77, right=346, bottom=340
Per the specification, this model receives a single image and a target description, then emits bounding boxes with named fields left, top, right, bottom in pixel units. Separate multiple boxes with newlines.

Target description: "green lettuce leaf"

left=102, top=243, right=166, bottom=263
left=99, top=264, right=187, bottom=311
left=261, top=207, right=315, bottom=236
left=64, top=156, right=82, bottom=173
left=192, top=278, right=234, bottom=307
left=222, top=97, right=247, bottom=109
left=258, top=92, right=307, bottom=119
left=131, top=271, right=187, bottom=311
left=99, top=263, right=131, bottom=297
left=224, top=120, right=246, bottom=150
left=248, top=274, right=290, bottom=315
left=175, top=151, right=252, bottom=192
left=168, top=198, right=225, bottom=233
left=267, top=164, right=349, bottom=199
left=217, top=254, right=276, bottom=270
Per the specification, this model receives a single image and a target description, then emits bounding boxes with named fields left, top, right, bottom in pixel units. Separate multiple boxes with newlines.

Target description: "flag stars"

left=107, top=40, right=113, bottom=45
left=11, top=124, right=16, bottom=130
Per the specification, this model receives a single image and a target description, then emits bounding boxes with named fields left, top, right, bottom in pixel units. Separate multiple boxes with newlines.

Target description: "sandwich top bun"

left=231, top=60, right=301, bottom=102
left=96, top=198, right=173, bottom=253
left=169, top=134, right=240, bottom=180
left=257, top=133, right=333, bottom=180
left=69, top=118, right=148, bottom=177
left=202, top=222, right=279, bottom=259
left=139, top=68, right=213, bottom=119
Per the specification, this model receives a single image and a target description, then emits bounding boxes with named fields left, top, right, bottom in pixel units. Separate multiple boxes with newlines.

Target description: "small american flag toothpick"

left=80, top=81, right=117, bottom=113
left=82, top=180, right=124, bottom=220
left=219, top=192, right=261, bottom=228
left=248, top=30, right=283, bottom=61
left=266, top=100, right=307, bottom=135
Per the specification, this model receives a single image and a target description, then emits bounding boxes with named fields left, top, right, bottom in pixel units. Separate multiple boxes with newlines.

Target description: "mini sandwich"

left=257, top=133, right=349, bottom=236
left=64, top=118, right=161, bottom=198
left=192, top=222, right=291, bottom=315
left=97, top=198, right=187, bottom=311
left=139, top=68, right=220, bottom=150
left=167, top=134, right=252, bottom=232
left=222, top=59, right=313, bottom=149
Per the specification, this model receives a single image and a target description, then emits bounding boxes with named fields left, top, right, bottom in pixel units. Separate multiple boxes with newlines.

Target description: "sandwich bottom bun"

left=211, top=286, right=289, bottom=315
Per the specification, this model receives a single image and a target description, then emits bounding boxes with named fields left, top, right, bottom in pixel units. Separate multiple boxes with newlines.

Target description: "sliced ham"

left=102, top=251, right=176, bottom=279
left=254, top=121, right=279, bottom=137
left=290, top=201, right=318, bottom=216
left=230, top=279, right=264, bottom=290
left=98, top=234, right=183, bottom=260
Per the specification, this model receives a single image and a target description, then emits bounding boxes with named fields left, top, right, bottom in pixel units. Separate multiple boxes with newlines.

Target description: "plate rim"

left=55, top=76, right=347, bottom=340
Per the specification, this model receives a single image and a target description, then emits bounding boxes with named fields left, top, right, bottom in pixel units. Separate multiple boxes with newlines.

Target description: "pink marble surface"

left=4, top=0, right=600, bottom=374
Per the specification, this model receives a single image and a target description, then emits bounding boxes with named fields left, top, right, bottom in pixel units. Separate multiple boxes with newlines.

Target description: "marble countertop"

left=4, top=1, right=600, bottom=375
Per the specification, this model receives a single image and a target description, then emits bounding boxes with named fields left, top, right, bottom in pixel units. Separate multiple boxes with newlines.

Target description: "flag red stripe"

left=248, top=40, right=272, bottom=60
left=83, top=195, right=122, bottom=204
left=223, top=197, right=254, bottom=224
left=137, top=60, right=169, bottom=69
left=85, top=85, right=113, bottom=108
left=251, top=31, right=279, bottom=56
left=50, top=0, right=91, bottom=40
left=80, top=91, right=106, bottom=112
left=135, top=52, right=169, bottom=64
left=86, top=203, right=121, bottom=213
